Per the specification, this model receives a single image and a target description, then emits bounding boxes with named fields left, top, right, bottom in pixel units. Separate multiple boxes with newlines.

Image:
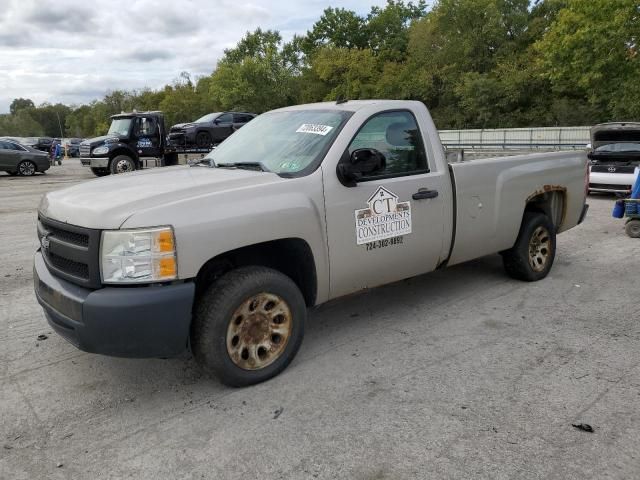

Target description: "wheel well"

left=525, top=189, right=566, bottom=230
left=110, top=149, right=137, bottom=165
left=194, top=238, right=317, bottom=307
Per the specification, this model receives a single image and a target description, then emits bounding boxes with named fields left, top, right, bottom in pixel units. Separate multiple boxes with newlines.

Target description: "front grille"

left=591, top=165, right=637, bottom=174
left=45, top=223, right=89, bottom=247
left=38, top=215, right=102, bottom=288
left=48, top=252, right=90, bottom=279
left=79, top=144, right=91, bottom=157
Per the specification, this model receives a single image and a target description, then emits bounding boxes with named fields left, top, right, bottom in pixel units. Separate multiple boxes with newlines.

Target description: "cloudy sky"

left=0, top=0, right=389, bottom=113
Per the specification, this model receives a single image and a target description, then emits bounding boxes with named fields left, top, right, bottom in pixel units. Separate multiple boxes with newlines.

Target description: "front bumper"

left=80, top=157, right=109, bottom=168
left=34, top=251, right=195, bottom=358
left=589, top=170, right=638, bottom=193
left=168, top=130, right=195, bottom=145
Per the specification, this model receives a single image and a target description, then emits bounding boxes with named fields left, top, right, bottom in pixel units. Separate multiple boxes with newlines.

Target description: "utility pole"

left=55, top=111, right=68, bottom=159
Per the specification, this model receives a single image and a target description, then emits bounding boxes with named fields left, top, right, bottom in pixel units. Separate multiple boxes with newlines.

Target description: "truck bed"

left=446, top=151, right=588, bottom=266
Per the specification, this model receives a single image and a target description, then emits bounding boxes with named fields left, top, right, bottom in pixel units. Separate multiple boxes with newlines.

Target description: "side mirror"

left=337, top=148, right=386, bottom=186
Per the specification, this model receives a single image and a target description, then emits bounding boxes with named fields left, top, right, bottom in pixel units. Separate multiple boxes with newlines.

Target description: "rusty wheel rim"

left=226, top=293, right=292, bottom=370
left=528, top=226, right=551, bottom=272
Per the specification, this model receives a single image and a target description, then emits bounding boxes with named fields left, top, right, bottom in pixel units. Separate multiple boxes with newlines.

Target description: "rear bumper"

left=578, top=204, right=589, bottom=225
left=34, top=251, right=195, bottom=358
left=37, top=160, right=50, bottom=172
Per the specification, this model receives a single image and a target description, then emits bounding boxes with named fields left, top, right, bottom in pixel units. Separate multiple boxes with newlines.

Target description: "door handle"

left=412, top=188, right=439, bottom=200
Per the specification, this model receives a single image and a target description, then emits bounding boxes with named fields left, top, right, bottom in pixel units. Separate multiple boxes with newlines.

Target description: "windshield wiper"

left=216, top=162, right=270, bottom=172
left=189, top=158, right=215, bottom=167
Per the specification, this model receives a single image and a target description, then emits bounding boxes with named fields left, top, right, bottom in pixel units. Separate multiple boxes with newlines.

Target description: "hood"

left=39, top=166, right=283, bottom=229
left=83, top=135, right=122, bottom=147
left=170, top=123, right=197, bottom=131
left=590, top=123, right=640, bottom=149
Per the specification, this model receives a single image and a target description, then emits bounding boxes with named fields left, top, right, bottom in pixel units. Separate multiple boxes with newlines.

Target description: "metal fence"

left=439, top=126, right=591, bottom=150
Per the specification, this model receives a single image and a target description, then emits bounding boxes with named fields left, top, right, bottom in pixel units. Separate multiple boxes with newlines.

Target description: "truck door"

left=212, top=113, right=234, bottom=142
left=232, top=113, right=253, bottom=131
left=323, top=110, right=449, bottom=299
left=0, top=141, right=19, bottom=169
left=133, top=116, right=161, bottom=157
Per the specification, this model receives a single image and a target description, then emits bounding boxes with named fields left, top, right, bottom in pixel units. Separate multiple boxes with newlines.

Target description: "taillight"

left=585, top=161, right=590, bottom=198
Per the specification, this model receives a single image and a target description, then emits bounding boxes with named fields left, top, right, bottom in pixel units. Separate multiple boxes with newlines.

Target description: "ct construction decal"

left=355, top=186, right=412, bottom=245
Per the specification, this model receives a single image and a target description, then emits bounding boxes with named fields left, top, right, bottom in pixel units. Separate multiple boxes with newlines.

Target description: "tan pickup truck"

left=34, top=100, right=589, bottom=386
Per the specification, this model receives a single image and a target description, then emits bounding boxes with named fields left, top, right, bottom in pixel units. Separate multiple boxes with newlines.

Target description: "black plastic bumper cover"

left=578, top=204, right=589, bottom=225
left=34, top=251, right=195, bottom=358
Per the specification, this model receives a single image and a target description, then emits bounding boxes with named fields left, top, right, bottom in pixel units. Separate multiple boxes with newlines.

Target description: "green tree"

left=209, top=29, right=298, bottom=112
left=535, top=0, right=640, bottom=120
left=312, top=47, right=379, bottom=100
left=0, top=110, right=44, bottom=136
left=302, top=8, right=368, bottom=56
left=9, top=98, right=35, bottom=115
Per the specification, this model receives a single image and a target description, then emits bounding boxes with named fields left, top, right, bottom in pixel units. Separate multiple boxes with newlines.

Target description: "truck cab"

left=80, top=111, right=170, bottom=176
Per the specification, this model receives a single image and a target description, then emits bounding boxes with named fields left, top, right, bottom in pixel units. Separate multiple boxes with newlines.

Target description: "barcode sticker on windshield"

left=296, top=124, right=334, bottom=136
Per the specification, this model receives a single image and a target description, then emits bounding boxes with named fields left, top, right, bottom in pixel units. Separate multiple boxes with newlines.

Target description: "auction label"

left=296, top=124, right=334, bottom=135
left=355, top=186, right=411, bottom=245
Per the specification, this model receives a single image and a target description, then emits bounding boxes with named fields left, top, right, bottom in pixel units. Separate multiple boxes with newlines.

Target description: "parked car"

left=588, top=122, right=640, bottom=196
left=62, top=138, right=83, bottom=157
left=19, top=137, right=54, bottom=152
left=168, top=112, right=256, bottom=148
left=34, top=100, right=588, bottom=386
left=0, top=140, right=50, bottom=175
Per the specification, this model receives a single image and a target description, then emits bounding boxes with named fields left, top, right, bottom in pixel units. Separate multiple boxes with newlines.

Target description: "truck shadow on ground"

left=97, top=253, right=508, bottom=391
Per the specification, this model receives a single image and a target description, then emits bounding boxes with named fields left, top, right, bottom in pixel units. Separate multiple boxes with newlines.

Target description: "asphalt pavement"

left=1, top=159, right=638, bottom=479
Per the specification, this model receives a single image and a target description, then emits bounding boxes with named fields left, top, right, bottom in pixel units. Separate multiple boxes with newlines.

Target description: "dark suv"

left=168, top=112, right=256, bottom=148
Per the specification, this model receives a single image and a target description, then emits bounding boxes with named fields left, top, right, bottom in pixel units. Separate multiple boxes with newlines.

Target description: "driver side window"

left=216, top=113, right=233, bottom=124
left=348, top=111, right=429, bottom=178
left=135, top=117, right=156, bottom=136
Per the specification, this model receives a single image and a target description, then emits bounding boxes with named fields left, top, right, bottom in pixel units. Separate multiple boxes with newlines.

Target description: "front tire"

left=502, top=212, right=556, bottom=281
left=195, top=131, right=212, bottom=148
left=191, top=266, right=306, bottom=387
left=110, top=155, right=136, bottom=174
left=90, top=167, right=110, bottom=177
left=626, top=219, right=640, bottom=238
left=17, top=160, right=37, bottom=176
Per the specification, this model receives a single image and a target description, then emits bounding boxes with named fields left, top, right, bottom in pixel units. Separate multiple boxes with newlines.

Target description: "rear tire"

left=502, top=212, right=556, bottom=282
left=110, top=155, right=135, bottom=175
left=191, top=266, right=306, bottom=387
left=625, top=219, right=640, bottom=238
left=195, top=131, right=212, bottom=148
left=90, top=167, right=110, bottom=177
left=17, top=160, right=36, bottom=176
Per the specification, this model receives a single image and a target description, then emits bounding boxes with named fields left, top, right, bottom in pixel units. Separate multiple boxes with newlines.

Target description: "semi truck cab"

left=80, top=111, right=174, bottom=176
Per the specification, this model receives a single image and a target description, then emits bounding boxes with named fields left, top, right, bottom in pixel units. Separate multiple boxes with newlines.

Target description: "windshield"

left=204, top=110, right=352, bottom=175
left=595, top=142, right=640, bottom=153
left=108, top=118, right=132, bottom=136
left=195, top=113, right=221, bottom=123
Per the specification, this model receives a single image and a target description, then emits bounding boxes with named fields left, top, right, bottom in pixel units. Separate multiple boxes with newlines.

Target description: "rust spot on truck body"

left=526, top=185, right=568, bottom=229
left=526, top=185, right=566, bottom=203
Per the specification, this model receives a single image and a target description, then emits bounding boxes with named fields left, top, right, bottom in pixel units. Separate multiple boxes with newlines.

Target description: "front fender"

left=120, top=169, right=331, bottom=303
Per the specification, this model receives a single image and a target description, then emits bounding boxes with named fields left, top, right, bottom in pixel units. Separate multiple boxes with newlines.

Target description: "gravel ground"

left=1, top=159, right=638, bottom=479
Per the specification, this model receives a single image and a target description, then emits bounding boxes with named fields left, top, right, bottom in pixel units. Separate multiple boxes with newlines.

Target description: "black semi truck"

left=80, top=111, right=211, bottom=176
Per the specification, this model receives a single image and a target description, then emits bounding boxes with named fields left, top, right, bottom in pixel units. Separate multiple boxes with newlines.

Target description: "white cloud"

left=0, top=0, right=388, bottom=112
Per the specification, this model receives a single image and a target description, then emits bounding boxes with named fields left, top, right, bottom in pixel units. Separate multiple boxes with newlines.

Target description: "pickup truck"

left=34, top=100, right=589, bottom=386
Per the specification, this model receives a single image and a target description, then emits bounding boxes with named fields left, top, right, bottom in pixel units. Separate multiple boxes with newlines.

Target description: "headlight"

left=92, top=146, right=109, bottom=155
left=100, top=227, right=177, bottom=284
